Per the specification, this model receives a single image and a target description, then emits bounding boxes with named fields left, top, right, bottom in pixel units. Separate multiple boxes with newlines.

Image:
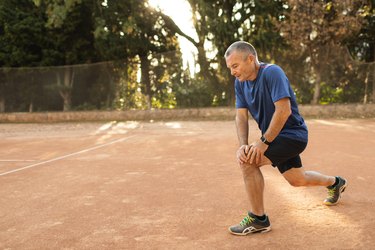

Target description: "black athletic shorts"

left=264, top=136, right=307, bottom=174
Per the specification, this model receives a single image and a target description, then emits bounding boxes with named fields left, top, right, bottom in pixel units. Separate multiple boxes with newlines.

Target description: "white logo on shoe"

left=243, top=226, right=257, bottom=234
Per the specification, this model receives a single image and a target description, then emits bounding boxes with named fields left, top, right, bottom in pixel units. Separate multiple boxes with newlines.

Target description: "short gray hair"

left=224, top=41, right=257, bottom=60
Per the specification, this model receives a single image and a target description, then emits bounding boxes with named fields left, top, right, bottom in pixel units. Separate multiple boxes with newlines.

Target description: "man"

left=224, top=41, right=347, bottom=236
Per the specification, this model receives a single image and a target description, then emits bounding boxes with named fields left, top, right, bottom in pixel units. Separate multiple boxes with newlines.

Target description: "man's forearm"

left=236, top=115, right=249, bottom=146
left=263, top=99, right=291, bottom=142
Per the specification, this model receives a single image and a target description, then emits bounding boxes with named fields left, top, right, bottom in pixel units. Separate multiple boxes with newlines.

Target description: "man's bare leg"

left=240, top=163, right=266, bottom=216
left=228, top=161, right=272, bottom=236
left=283, top=167, right=347, bottom=206
left=282, top=167, right=335, bottom=187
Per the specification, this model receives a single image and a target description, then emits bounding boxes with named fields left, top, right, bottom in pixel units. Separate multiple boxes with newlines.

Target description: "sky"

left=148, top=0, right=197, bottom=72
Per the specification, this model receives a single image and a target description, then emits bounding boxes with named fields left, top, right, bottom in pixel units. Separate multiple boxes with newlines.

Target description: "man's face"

left=225, top=51, right=256, bottom=82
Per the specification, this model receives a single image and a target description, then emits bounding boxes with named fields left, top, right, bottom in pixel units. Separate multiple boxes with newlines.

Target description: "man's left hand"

left=248, top=140, right=269, bottom=165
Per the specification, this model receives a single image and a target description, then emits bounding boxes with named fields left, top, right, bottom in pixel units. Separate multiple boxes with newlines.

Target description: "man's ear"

left=247, top=54, right=254, bottom=63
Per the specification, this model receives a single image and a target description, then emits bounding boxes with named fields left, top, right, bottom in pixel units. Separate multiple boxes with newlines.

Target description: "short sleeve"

left=265, top=65, right=291, bottom=103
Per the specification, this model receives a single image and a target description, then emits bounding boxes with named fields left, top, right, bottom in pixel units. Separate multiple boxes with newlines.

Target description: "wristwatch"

left=260, top=135, right=271, bottom=145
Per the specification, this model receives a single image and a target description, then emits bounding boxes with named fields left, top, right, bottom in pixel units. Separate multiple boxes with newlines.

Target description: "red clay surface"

left=0, top=119, right=374, bottom=249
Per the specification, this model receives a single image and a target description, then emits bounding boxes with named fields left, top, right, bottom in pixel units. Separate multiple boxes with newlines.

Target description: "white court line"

left=0, top=135, right=136, bottom=177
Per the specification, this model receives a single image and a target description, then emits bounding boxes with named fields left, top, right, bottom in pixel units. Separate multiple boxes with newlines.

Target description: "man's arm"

left=248, top=97, right=291, bottom=164
left=236, top=108, right=249, bottom=146
left=235, top=108, right=250, bottom=164
left=263, top=97, right=291, bottom=143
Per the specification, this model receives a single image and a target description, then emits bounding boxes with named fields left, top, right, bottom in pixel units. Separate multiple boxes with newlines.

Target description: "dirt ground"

left=0, top=119, right=374, bottom=249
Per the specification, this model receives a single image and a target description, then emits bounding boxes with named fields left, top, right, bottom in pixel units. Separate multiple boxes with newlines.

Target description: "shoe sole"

left=228, top=226, right=271, bottom=236
left=323, top=181, right=348, bottom=206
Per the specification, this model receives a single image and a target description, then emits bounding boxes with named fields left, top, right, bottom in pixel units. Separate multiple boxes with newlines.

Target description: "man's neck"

left=249, top=62, right=260, bottom=81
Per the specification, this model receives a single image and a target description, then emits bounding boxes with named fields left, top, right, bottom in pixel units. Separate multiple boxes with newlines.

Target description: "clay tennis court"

left=0, top=118, right=374, bottom=249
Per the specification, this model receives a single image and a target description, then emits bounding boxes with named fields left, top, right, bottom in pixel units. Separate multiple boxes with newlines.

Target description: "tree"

left=38, top=0, right=181, bottom=110
left=0, top=0, right=48, bottom=112
left=43, top=1, right=98, bottom=111
left=0, top=0, right=99, bottom=111
left=93, top=0, right=181, bottom=109
left=280, top=0, right=369, bottom=104
left=202, top=0, right=287, bottom=105
left=157, top=0, right=287, bottom=106
left=346, top=1, right=375, bottom=103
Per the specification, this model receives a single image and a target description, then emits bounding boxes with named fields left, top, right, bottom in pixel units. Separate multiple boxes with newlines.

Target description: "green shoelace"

left=327, top=187, right=337, bottom=198
left=240, top=215, right=255, bottom=226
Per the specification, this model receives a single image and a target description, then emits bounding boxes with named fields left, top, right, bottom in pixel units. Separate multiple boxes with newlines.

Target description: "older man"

left=224, top=41, right=347, bottom=236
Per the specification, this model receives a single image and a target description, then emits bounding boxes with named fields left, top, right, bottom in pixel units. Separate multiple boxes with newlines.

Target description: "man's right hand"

left=236, top=145, right=251, bottom=164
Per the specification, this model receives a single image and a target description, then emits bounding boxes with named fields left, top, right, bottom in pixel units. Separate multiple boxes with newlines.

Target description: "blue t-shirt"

left=235, top=63, right=308, bottom=142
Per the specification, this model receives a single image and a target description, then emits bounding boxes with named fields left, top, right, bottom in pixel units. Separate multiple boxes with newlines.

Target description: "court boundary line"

left=0, top=135, right=136, bottom=177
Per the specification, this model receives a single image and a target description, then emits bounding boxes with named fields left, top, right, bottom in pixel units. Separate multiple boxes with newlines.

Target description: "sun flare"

left=148, top=0, right=197, bottom=73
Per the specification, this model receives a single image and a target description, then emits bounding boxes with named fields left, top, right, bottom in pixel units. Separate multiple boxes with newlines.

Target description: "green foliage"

left=177, top=0, right=287, bottom=106
left=346, top=1, right=375, bottom=62
left=174, top=75, right=216, bottom=108
left=279, top=0, right=370, bottom=104
left=32, top=0, right=82, bottom=28
left=319, top=82, right=344, bottom=104
left=0, top=0, right=45, bottom=67
left=0, top=0, right=183, bottom=112
left=0, top=0, right=374, bottom=113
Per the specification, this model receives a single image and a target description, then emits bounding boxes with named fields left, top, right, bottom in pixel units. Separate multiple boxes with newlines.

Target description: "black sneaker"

left=228, top=212, right=271, bottom=236
left=323, top=176, right=347, bottom=206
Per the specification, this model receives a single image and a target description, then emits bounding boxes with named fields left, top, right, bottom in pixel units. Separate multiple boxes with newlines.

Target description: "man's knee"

left=239, top=162, right=259, bottom=176
left=283, top=168, right=308, bottom=187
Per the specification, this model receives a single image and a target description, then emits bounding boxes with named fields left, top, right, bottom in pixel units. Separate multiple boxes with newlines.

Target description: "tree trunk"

left=311, top=65, right=321, bottom=105
left=63, top=68, right=73, bottom=111
left=56, top=68, right=73, bottom=111
left=311, top=81, right=321, bottom=105
left=62, top=95, right=71, bottom=111
left=364, top=70, right=369, bottom=104
left=140, top=55, right=152, bottom=110
left=29, top=102, right=33, bottom=112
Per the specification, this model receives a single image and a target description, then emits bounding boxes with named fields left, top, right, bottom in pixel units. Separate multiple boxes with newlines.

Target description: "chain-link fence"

left=0, top=61, right=116, bottom=112
left=0, top=50, right=374, bottom=113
